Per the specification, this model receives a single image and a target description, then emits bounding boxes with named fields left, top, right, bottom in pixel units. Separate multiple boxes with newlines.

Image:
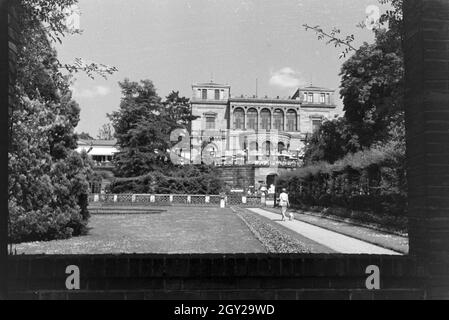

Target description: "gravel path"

left=263, top=207, right=408, bottom=254
left=248, top=208, right=402, bottom=255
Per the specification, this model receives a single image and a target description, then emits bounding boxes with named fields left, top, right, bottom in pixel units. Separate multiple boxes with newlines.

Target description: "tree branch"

left=302, top=24, right=357, bottom=58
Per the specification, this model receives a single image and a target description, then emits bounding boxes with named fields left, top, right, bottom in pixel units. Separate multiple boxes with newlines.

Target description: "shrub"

left=277, top=144, right=407, bottom=225
left=109, top=165, right=225, bottom=195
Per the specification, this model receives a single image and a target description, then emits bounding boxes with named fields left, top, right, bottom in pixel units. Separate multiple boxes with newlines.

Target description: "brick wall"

left=404, top=0, right=449, bottom=259
left=3, top=0, right=449, bottom=301
left=8, top=254, right=427, bottom=300
left=403, top=0, right=449, bottom=298
left=1, top=0, right=17, bottom=299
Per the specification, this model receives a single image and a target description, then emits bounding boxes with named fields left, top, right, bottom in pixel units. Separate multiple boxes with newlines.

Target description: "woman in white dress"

left=279, top=188, right=291, bottom=221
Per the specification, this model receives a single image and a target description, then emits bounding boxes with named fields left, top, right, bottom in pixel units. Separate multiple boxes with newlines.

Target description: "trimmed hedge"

left=277, top=142, right=407, bottom=222
left=108, top=165, right=225, bottom=195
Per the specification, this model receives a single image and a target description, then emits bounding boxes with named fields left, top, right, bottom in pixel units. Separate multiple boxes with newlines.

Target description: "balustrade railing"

left=88, top=193, right=266, bottom=208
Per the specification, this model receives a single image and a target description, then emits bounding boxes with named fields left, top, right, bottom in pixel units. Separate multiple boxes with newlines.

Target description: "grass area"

left=13, top=207, right=266, bottom=254
left=293, top=204, right=408, bottom=235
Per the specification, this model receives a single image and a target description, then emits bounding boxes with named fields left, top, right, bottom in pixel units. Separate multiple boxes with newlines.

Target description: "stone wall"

left=217, top=165, right=255, bottom=189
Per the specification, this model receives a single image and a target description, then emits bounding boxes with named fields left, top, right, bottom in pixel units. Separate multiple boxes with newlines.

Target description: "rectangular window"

left=320, top=93, right=326, bottom=104
left=312, top=119, right=322, bottom=133
left=206, top=117, right=216, bottom=130
left=202, top=89, right=208, bottom=100
left=215, top=89, right=220, bottom=100
left=326, top=93, right=331, bottom=104
left=308, top=93, right=314, bottom=103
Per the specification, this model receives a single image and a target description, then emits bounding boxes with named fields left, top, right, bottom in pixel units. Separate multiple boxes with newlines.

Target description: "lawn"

left=13, top=207, right=266, bottom=254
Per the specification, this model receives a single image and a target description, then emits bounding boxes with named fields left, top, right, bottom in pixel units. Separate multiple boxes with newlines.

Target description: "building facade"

left=76, top=83, right=339, bottom=192
left=76, top=139, right=119, bottom=169
left=77, top=139, right=119, bottom=193
left=188, top=82, right=339, bottom=190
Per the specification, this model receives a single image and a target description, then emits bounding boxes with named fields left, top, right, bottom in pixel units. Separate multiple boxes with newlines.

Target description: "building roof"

left=291, top=86, right=335, bottom=100
left=299, top=85, right=335, bottom=92
left=192, top=81, right=231, bottom=88
left=78, top=139, right=118, bottom=147
left=229, top=97, right=300, bottom=105
left=77, top=139, right=119, bottom=157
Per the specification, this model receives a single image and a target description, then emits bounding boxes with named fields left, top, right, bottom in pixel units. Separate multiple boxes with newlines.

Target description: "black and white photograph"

left=0, top=0, right=448, bottom=304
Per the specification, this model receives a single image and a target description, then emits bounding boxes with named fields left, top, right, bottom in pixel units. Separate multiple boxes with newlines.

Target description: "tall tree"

left=109, top=79, right=174, bottom=177
left=77, top=132, right=94, bottom=140
left=303, top=0, right=404, bottom=153
left=339, top=25, right=404, bottom=148
left=163, top=91, right=198, bottom=130
left=7, top=0, right=116, bottom=242
left=303, top=117, right=358, bottom=165
left=97, top=123, right=115, bottom=140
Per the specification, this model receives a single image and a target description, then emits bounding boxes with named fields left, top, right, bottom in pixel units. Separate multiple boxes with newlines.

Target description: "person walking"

left=279, top=188, right=291, bottom=221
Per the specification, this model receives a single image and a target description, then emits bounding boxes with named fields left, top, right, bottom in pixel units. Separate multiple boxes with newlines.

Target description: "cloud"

left=269, top=67, right=305, bottom=89
left=73, top=85, right=111, bottom=99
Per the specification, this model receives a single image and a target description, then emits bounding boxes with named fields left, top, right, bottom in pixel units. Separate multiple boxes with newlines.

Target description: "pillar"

left=403, top=0, right=449, bottom=298
left=283, top=108, right=287, bottom=132
left=0, top=0, right=13, bottom=300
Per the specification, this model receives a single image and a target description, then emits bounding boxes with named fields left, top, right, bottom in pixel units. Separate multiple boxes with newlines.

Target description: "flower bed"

left=234, top=208, right=311, bottom=253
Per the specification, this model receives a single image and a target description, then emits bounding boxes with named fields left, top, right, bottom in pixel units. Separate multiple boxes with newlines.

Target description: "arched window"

left=260, top=109, right=271, bottom=130
left=247, top=108, right=258, bottom=131
left=234, top=108, right=245, bottom=130
left=248, top=141, right=259, bottom=161
left=249, top=141, right=258, bottom=152
left=278, top=142, right=286, bottom=154
left=263, top=141, right=272, bottom=156
left=273, top=109, right=284, bottom=131
left=286, top=110, right=297, bottom=131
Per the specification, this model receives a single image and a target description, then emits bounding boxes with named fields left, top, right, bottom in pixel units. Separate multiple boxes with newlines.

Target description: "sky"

left=56, top=0, right=386, bottom=136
